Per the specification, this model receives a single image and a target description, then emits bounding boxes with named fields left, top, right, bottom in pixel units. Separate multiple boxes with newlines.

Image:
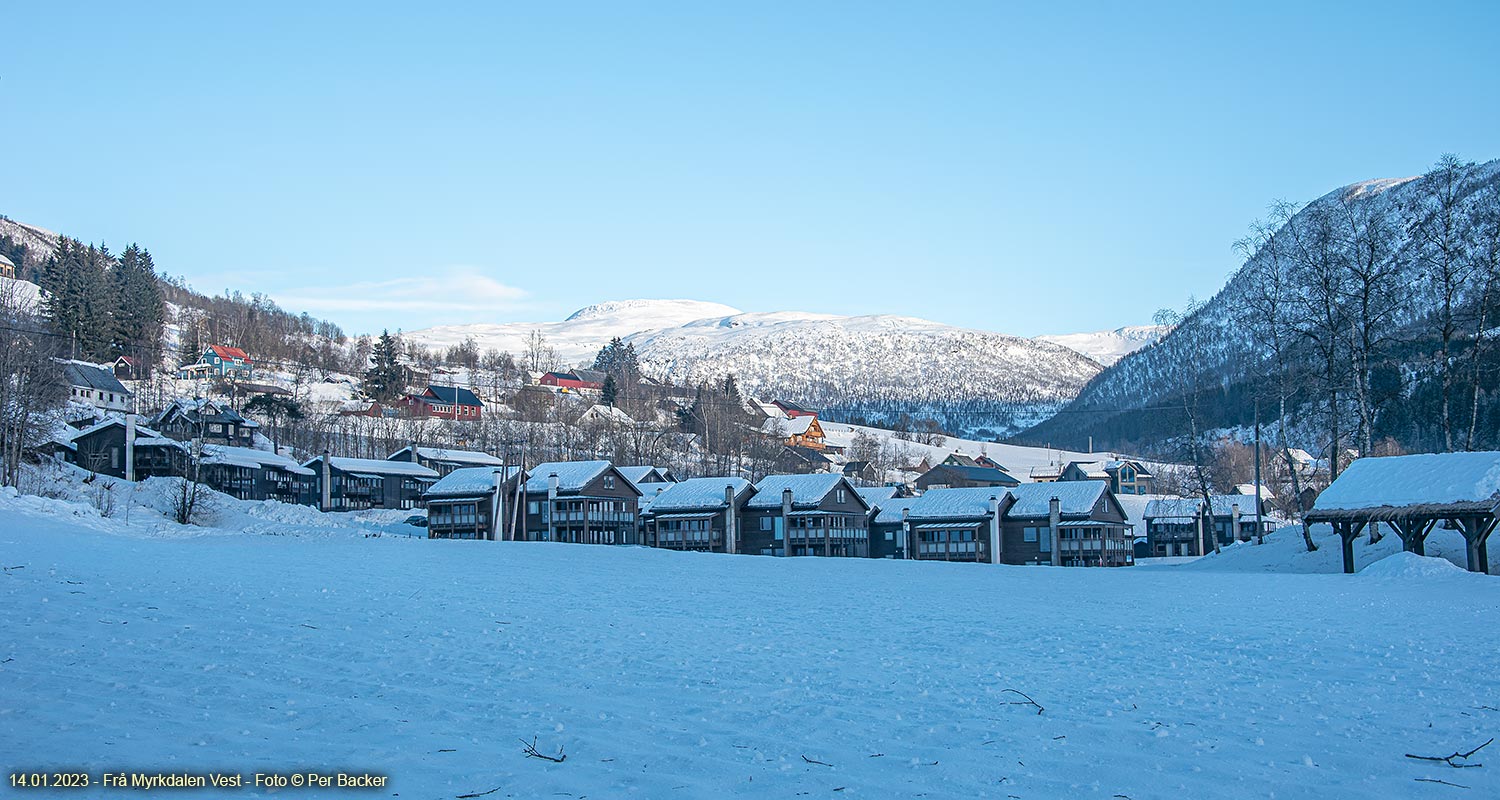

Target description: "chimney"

left=320, top=450, right=332, bottom=512
left=1231, top=502, right=1241, bottom=544
left=124, top=414, right=136, bottom=483
left=724, top=484, right=738, bottom=555
left=410, top=441, right=420, bottom=463
left=987, top=495, right=1002, bottom=565
left=781, top=487, right=793, bottom=557
left=1048, top=496, right=1062, bottom=567
left=902, top=507, right=912, bottom=560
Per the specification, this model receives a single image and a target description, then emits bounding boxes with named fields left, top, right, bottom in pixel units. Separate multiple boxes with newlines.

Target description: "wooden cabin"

left=521, top=461, right=643, bottom=545
left=639, top=477, right=756, bottom=553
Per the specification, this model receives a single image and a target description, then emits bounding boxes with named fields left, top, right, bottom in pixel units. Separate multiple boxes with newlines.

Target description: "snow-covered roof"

left=1312, top=452, right=1500, bottom=514
left=1005, top=481, right=1108, bottom=518
left=873, top=496, right=920, bottom=524
left=618, top=466, right=672, bottom=486
left=646, top=477, right=753, bottom=513
left=635, top=482, right=674, bottom=514
left=69, top=417, right=180, bottom=448
left=308, top=456, right=439, bottom=479
left=746, top=474, right=859, bottom=509
left=581, top=404, right=635, bottom=424
left=59, top=360, right=131, bottom=395
left=761, top=416, right=815, bottom=436
left=1144, top=495, right=1258, bottom=520
left=389, top=445, right=505, bottom=467
left=906, top=487, right=1007, bottom=520
left=202, top=444, right=314, bottom=475
left=524, top=460, right=628, bottom=493
left=424, top=466, right=526, bottom=497
left=855, top=486, right=898, bottom=508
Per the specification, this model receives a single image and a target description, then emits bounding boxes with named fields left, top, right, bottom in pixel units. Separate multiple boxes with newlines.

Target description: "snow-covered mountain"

left=408, top=299, right=743, bottom=366
left=1035, top=325, right=1170, bottom=366
left=409, top=301, right=1105, bottom=436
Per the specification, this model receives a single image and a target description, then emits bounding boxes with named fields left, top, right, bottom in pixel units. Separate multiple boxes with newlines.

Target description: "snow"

left=1172, top=522, right=1500, bottom=575
left=634, top=482, right=673, bottom=513
left=1146, top=495, right=1261, bottom=519
left=760, top=415, right=815, bottom=436
left=616, top=466, right=670, bottom=486
left=644, top=477, right=752, bottom=512
left=391, top=446, right=506, bottom=467
left=854, top=485, right=899, bottom=508
left=409, top=300, right=1107, bottom=438
left=1034, top=324, right=1170, bottom=366
left=745, top=474, right=853, bottom=509
left=424, top=466, right=523, bottom=497
left=201, top=444, right=314, bottom=475
left=524, top=460, right=612, bottom=493
left=1005, top=481, right=1108, bottom=517
left=1313, top=451, right=1500, bottom=512
left=309, top=456, right=440, bottom=479
left=405, top=299, right=743, bottom=366
left=1357, top=551, right=1474, bottom=580
left=906, top=486, right=1006, bottom=519
left=3, top=479, right=1500, bottom=798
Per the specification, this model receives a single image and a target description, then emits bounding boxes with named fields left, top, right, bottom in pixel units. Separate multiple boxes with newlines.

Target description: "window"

left=836, top=489, right=846, bottom=503
left=1039, top=528, right=1052, bottom=553
left=528, top=501, right=540, bottom=514
left=760, top=516, right=772, bottom=531
left=604, top=475, right=615, bottom=489
left=1023, top=527, right=1038, bottom=543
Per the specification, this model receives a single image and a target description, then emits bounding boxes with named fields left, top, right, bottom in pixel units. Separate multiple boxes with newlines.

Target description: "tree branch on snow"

left=801, top=755, right=833, bottom=767
left=999, top=688, right=1045, bottom=715
left=1405, top=738, right=1492, bottom=768
left=520, top=736, right=566, bottom=763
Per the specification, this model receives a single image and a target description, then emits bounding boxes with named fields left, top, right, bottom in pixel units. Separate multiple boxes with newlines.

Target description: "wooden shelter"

left=1305, top=452, right=1500, bottom=574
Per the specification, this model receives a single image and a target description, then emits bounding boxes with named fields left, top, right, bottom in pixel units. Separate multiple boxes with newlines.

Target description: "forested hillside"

left=0, top=216, right=356, bottom=376
left=1017, top=155, right=1500, bottom=469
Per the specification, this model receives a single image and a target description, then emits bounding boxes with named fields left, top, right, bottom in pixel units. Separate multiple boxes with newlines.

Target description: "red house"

left=539, top=369, right=606, bottom=392
left=403, top=385, right=484, bottom=420
left=772, top=399, right=818, bottom=418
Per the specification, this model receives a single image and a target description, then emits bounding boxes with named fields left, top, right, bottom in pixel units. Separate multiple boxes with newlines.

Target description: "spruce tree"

left=601, top=374, right=619, bottom=406
left=363, top=330, right=405, bottom=402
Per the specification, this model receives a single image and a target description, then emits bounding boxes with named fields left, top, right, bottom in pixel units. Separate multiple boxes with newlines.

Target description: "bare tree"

left=1407, top=154, right=1477, bottom=452
left=0, top=279, right=66, bottom=487
left=1335, top=188, right=1404, bottom=455
left=1233, top=201, right=1318, bottom=551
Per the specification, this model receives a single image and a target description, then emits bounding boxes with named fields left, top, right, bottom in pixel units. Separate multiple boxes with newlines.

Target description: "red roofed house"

left=772, top=399, right=818, bottom=418
left=539, top=369, right=606, bottom=392
left=178, top=345, right=253, bottom=379
left=403, top=385, right=485, bottom=421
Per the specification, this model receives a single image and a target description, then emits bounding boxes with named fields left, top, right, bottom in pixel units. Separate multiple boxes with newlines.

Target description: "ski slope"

left=2, top=484, right=1498, bottom=799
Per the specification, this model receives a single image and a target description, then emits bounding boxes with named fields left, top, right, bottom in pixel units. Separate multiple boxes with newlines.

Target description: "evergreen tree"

left=363, top=330, right=405, bottom=402
left=601, top=374, right=619, bottom=406
left=592, top=337, right=641, bottom=380
left=112, top=244, right=166, bottom=371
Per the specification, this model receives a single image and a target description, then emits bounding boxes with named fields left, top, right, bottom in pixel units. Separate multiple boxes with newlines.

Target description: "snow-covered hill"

left=410, top=301, right=1105, bottom=437
left=0, top=216, right=61, bottom=264
left=1035, top=325, right=1170, bottom=366
left=408, top=299, right=743, bottom=366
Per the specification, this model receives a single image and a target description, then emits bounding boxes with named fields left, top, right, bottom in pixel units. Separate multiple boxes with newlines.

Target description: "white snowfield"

left=2, top=484, right=1498, bottom=799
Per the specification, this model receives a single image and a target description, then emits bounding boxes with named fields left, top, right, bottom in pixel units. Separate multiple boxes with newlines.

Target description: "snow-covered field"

left=3, top=485, right=1498, bottom=799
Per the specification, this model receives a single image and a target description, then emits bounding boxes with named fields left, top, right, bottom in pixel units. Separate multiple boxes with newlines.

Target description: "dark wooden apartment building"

left=740, top=474, right=871, bottom=557
left=522, top=460, right=642, bottom=545
left=639, top=476, right=756, bottom=553
left=422, top=466, right=529, bottom=540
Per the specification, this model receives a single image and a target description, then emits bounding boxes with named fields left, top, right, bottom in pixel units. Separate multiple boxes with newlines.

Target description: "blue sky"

left=3, top=2, right=1498, bottom=337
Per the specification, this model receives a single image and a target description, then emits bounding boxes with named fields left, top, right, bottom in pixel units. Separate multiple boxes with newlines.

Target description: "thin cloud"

left=275, top=268, right=529, bottom=314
